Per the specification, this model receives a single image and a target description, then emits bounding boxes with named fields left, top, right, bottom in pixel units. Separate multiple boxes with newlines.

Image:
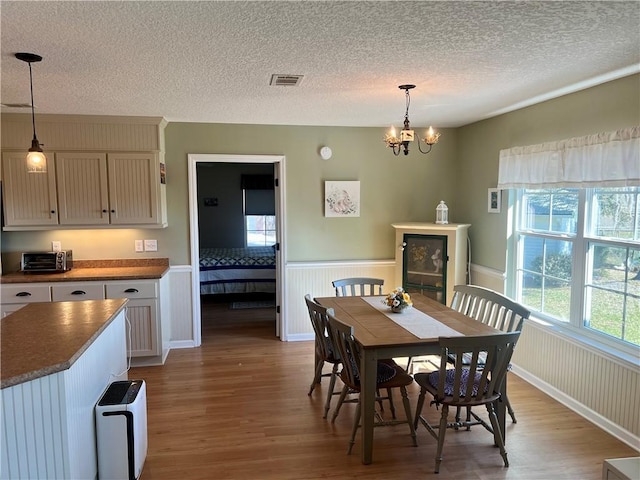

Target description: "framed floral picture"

left=325, top=181, right=360, bottom=217
left=488, top=188, right=501, bottom=213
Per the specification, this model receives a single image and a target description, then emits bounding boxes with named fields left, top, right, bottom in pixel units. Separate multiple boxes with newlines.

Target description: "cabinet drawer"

left=1, top=284, right=51, bottom=304
left=52, top=283, right=105, bottom=301
left=105, top=282, right=157, bottom=299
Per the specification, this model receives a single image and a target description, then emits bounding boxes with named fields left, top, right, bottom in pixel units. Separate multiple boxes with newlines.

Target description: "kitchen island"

left=1, top=299, right=128, bottom=480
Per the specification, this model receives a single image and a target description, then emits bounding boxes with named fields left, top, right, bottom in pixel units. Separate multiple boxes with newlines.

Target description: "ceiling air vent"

left=270, top=74, right=304, bottom=87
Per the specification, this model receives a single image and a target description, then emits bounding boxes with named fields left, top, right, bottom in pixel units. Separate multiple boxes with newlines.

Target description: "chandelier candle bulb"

left=424, top=126, right=441, bottom=145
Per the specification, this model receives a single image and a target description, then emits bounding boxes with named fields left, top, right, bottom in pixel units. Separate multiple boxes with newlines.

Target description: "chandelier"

left=15, top=52, right=47, bottom=173
left=384, top=84, right=440, bottom=156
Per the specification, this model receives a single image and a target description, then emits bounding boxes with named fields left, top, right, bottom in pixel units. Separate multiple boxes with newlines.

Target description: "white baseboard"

left=170, top=340, right=197, bottom=349
left=285, top=333, right=314, bottom=342
left=511, top=364, right=640, bottom=452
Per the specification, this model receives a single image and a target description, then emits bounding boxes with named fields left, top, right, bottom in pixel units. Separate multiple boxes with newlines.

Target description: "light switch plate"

left=144, top=239, right=158, bottom=252
left=135, top=240, right=144, bottom=252
left=52, top=241, right=62, bottom=252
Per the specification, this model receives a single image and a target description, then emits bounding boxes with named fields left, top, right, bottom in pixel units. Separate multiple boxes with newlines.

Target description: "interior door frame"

left=187, top=154, right=287, bottom=347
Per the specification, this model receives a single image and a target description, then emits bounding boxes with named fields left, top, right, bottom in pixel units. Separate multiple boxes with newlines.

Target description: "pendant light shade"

left=15, top=52, right=47, bottom=173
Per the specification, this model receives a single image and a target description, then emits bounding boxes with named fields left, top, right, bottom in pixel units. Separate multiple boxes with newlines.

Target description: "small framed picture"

left=488, top=188, right=501, bottom=213
left=325, top=181, right=360, bottom=217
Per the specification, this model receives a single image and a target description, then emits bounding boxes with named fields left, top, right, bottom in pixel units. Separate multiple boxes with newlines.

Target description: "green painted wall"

left=163, top=123, right=458, bottom=263
left=455, top=73, right=640, bottom=272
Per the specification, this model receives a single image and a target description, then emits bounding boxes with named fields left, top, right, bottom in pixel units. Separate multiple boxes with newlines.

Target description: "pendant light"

left=15, top=52, right=47, bottom=173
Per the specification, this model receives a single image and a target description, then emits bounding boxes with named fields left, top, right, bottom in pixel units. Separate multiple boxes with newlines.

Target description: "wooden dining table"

left=316, top=292, right=506, bottom=465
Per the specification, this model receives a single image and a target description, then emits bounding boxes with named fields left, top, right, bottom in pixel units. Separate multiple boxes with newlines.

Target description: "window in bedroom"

left=511, top=187, right=640, bottom=350
left=246, top=215, right=276, bottom=246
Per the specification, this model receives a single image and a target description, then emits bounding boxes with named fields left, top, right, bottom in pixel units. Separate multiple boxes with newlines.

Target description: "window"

left=510, top=187, right=640, bottom=351
left=246, top=215, right=276, bottom=246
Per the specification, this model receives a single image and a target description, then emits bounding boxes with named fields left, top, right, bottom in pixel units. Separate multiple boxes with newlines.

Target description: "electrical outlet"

left=135, top=240, right=144, bottom=252
left=144, top=239, right=158, bottom=252
left=52, top=241, right=62, bottom=252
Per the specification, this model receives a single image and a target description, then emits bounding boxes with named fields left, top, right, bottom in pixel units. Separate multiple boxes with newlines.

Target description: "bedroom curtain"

left=242, top=174, right=275, bottom=215
left=497, top=126, right=640, bottom=189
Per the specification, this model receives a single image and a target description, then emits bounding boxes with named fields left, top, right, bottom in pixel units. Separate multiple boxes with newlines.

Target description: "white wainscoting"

left=284, top=260, right=396, bottom=340
left=512, top=321, right=639, bottom=449
left=469, top=263, right=505, bottom=293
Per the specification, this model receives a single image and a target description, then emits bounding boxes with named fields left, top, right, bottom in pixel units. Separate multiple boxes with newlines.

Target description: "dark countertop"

left=1, top=299, right=128, bottom=389
left=1, top=258, right=169, bottom=283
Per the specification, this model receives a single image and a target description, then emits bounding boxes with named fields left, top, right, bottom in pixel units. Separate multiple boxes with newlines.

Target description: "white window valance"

left=497, top=126, right=640, bottom=189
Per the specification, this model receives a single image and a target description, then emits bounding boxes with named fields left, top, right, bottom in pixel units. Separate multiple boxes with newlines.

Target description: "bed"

left=199, top=246, right=276, bottom=295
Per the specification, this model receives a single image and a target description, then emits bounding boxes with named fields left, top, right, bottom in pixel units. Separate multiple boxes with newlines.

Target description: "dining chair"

left=448, top=284, right=530, bottom=424
left=413, top=331, right=520, bottom=473
left=326, top=312, right=417, bottom=454
left=330, top=277, right=398, bottom=419
left=332, top=277, right=384, bottom=297
left=305, top=294, right=341, bottom=419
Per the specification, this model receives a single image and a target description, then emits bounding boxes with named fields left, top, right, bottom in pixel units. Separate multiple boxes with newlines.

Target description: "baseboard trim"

left=511, top=364, right=640, bottom=452
left=285, top=333, right=314, bottom=342
left=170, top=340, right=196, bottom=349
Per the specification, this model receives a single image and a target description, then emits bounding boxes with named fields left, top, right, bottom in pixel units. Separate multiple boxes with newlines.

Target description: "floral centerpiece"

left=383, top=287, right=413, bottom=313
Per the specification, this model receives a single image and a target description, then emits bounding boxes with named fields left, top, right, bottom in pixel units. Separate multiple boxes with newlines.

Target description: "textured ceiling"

left=1, top=1, right=639, bottom=128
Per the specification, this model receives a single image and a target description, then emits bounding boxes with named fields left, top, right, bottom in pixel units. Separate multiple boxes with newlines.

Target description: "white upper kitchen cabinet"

left=56, top=152, right=163, bottom=226
left=0, top=114, right=168, bottom=230
left=56, top=152, right=110, bottom=225
left=1, top=152, right=59, bottom=227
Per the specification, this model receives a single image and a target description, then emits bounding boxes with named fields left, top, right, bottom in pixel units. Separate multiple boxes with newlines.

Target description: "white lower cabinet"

left=1, top=284, right=51, bottom=317
left=105, top=280, right=167, bottom=363
left=1, top=277, right=169, bottom=365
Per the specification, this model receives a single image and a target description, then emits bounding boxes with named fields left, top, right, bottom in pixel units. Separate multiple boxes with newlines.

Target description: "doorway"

left=188, top=154, right=286, bottom=347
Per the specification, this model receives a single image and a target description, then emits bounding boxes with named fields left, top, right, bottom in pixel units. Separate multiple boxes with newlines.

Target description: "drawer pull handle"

left=16, top=291, right=32, bottom=297
left=124, top=288, right=139, bottom=293
left=71, top=290, right=86, bottom=295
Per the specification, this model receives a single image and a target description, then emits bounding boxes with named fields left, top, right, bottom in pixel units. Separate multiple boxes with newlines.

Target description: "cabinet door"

left=123, top=298, right=159, bottom=357
left=107, top=153, right=160, bottom=225
left=1, top=152, right=59, bottom=227
left=402, top=234, right=448, bottom=304
left=56, top=152, right=110, bottom=225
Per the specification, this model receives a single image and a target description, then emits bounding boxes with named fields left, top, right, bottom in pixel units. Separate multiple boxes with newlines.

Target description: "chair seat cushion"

left=347, top=355, right=397, bottom=384
left=426, top=368, right=487, bottom=397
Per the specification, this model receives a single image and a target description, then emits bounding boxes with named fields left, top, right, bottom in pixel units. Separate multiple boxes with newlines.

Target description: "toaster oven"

left=21, top=250, right=73, bottom=272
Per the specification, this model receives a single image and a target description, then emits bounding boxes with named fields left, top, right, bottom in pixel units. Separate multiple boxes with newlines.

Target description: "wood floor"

left=131, top=303, right=636, bottom=480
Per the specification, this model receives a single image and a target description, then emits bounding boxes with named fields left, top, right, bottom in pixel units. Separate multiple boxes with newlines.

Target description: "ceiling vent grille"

left=270, top=74, right=304, bottom=87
